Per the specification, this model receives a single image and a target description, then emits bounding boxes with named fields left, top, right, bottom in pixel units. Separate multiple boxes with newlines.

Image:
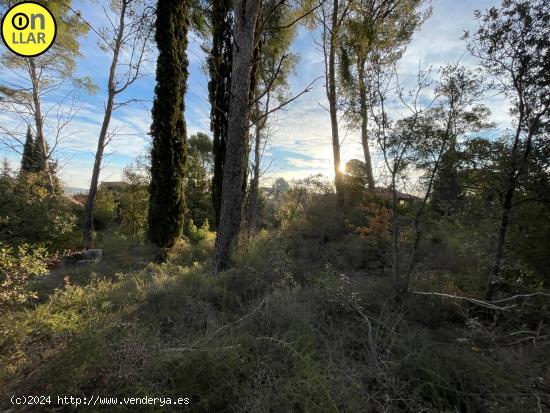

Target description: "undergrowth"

left=0, top=234, right=548, bottom=412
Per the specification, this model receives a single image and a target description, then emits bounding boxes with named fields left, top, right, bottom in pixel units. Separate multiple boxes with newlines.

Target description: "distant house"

left=375, top=188, right=421, bottom=207
left=100, top=181, right=128, bottom=192
left=69, top=193, right=87, bottom=207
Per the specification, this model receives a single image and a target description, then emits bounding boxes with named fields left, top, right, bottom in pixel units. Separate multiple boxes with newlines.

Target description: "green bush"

left=0, top=242, right=49, bottom=306
left=0, top=171, right=78, bottom=249
left=185, top=219, right=212, bottom=245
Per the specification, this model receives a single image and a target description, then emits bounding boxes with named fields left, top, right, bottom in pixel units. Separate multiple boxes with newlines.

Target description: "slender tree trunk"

left=486, top=124, right=533, bottom=300
left=357, top=59, right=375, bottom=190
left=247, top=102, right=264, bottom=238
left=326, top=0, right=344, bottom=206
left=405, top=149, right=445, bottom=288
left=214, top=0, right=262, bottom=273
left=487, top=188, right=513, bottom=299
left=28, top=58, right=54, bottom=192
left=390, top=171, right=400, bottom=294
left=83, top=2, right=126, bottom=248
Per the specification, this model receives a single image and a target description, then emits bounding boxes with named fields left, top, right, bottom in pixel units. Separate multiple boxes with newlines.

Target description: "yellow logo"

left=1, top=2, right=57, bottom=57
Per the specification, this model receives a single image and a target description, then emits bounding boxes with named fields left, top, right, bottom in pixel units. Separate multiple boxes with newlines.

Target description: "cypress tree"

left=20, top=126, right=37, bottom=172
left=147, top=0, right=190, bottom=248
left=208, top=0, right=233, bottom=229
left=32, top=131, right=46, bottom=173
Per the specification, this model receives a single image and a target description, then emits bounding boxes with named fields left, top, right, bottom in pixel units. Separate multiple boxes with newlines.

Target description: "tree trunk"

left=390, top=172, right=401, bottom=294
left=83, top=1, right=126, bottom=249
left=247, top=102, right=263, bottom=238
left=83, top=91, right=116, bottom=248
left=486, top=187, right=513, bottom=300
left=357, top=59, right=375, bottom=190
left=486, top=125, right=533, bottom=300
left=28, top=58, right=54, bottom=193
left=327, top=0, right=344, bottom=206
left=214, top=0, right=262, bottom=273
left=209, top=0, right=233, bottom=229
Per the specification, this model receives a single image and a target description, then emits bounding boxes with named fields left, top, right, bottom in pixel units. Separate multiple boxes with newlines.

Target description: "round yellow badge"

left=1, top=2, right=57, bottom=57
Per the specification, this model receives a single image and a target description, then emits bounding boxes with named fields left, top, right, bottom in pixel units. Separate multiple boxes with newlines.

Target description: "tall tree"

left=466, top=0, right=550, bottom=299
left=208, top=0, right=233, bottom=229
left=82, top=0, right=154, bottom=248
left=371, top=65, right=434, bottom=295
left=147, top=0, right=190, bottom=249
left=0, top=0, right=92, bottom=192
left=214, top=0, right=262, bottom=272
left=247, top=0, right=300, bottom=238
left=404, top=65, right=492, bottom=287
left=430, top=64, right=491, bottom=214
left=339, top=0, right=430, bottom=190
left=317, top=0, right=348, bottom=206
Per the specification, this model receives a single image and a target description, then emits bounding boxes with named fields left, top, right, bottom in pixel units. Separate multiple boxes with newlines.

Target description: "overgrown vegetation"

left=1, top=208, right=548, bottom=411
left=0, top=0, right=549, bottom=411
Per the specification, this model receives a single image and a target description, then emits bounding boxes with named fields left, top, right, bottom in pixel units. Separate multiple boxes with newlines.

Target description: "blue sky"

left=0, top=0, right=510, bottom=189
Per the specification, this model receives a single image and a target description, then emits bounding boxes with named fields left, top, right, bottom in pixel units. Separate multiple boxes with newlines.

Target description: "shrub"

left=0, top=172, right=78, bottom=249
left=185, top=219, right=211, bottom=245
left=0, top=242, right=49, bottom=306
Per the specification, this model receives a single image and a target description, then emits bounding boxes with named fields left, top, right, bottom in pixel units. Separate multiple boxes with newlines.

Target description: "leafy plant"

left=0, top=242, right=49, bottom=306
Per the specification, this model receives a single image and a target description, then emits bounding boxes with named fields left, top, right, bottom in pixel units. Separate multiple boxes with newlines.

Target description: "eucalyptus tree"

left=83, top=0, right=154, bottom=248
left=0, top=0, right=91, bottom=192
left=147, top=0, right=190, bottom=249
left=465, top=0, right=550, bottom=299
left=338, top=0, right=430, bottom=190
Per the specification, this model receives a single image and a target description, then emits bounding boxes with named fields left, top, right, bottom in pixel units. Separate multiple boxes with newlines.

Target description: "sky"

left=0, top=0, right=510, bottom=190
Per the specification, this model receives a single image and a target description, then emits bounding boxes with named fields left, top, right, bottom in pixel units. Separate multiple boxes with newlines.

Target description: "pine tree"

left=20, top=126, right=38, bottom=172
left=339, top=0, right=430, bottom=191
left=147, top=0, right=190, bottom=248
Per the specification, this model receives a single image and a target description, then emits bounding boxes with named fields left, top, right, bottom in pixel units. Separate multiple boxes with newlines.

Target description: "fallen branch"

left=411, top=291, right=517, bottom=311
left=502, top=335, right=548, bottom=346
left=491, top=292, right=550, bottom=303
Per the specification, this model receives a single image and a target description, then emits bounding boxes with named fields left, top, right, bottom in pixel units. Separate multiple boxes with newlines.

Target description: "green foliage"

left=92, top=187, right=118, bottom=231
left=339, top=0, right=430, bottom=123
left=0, top=242, right=49, bottom=306
left=188, top=132, right=213, bottom=163
left=185, top=219, right=212, bottom=245
left=20, top=127, right=41, bottom=173
left=119, top=162, right=150, bottom=238
left=185, top=147, right=213, bottom=228
left=2, top=239, right=546, bottom=412
left=0, top=166, right=77, bottom=248
left=147, top=0, right=190, bottom=248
